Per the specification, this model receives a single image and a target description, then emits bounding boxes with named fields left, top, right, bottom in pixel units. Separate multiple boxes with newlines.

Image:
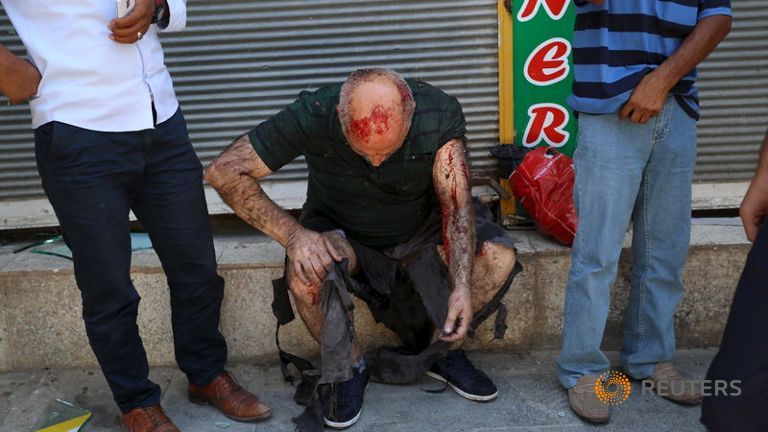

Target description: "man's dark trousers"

left=33, top=109, right=227, bottom=413
left=700, top=221, right=768, bottom=432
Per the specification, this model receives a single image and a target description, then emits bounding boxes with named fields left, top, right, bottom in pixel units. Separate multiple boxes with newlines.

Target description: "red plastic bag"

left=509, top=146, right=578, bottom=246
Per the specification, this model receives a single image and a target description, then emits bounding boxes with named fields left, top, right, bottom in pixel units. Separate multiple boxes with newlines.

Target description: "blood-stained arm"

left=433, top=138, right=476, bottom=342
left=204, top=134, right=341, bottom=286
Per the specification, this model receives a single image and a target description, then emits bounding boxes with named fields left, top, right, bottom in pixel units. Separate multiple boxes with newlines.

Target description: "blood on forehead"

left=349, top=105, right=392, bottom=144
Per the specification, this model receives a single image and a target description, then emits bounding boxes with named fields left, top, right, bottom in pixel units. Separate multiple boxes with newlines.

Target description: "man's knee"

left=286, top=261, right=322, bottom=306
left=284, top=231, right=357, bottom=306
left=476, top=241, right=517, bottom=277
left=169, top=273, right=224, bottom=305
left=82, top=292, right=140, bottom=329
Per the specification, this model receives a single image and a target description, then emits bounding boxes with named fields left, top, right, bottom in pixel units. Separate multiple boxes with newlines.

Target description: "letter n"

left=517, top=0, right=571, bottom=22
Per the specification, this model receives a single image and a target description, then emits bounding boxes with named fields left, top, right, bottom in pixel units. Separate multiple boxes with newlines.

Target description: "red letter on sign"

left=523, top=103, right=570, bottom=147
left=517, top=0, right=570, bottom=22
left=524, top=37, right=571, bottom=86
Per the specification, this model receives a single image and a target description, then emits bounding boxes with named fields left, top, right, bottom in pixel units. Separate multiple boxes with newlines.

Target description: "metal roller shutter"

left=695, top=0, right=768, bottom=183
left=0, top=0, right=500, bottom=221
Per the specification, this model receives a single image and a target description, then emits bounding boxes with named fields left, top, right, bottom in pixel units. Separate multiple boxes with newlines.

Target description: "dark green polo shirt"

left=248, top=80, right=466, bottom=249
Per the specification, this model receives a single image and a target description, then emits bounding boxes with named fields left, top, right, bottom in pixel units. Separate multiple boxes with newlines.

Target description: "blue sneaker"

left=322, top=358, right=369, bottom=429
left=426, top=350, right=498, bottom=402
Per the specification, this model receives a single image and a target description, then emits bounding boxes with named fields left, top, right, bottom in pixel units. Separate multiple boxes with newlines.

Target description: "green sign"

left=513, top=0, right=577, bottom=156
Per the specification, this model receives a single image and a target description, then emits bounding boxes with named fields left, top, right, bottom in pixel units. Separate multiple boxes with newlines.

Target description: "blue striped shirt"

left=568, top=0, right=732, bottom=120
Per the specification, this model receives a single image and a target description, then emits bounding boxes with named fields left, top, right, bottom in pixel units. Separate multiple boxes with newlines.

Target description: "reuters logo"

left=594, top=371, right=631, bottom=406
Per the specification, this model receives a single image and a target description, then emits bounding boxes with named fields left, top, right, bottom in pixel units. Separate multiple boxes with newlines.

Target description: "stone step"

left=0, top=222, right=748, bottom=371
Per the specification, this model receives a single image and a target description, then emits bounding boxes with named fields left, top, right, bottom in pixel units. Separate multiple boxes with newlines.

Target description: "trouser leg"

left=556, top=112, right=653, bottom=388
left=620, top=98, right=696, bottom=378
left=701, top=221, right=768, bottom=432
left=34, top=121, right=159, bottom=412
left=131, top=110, right=227, bottom=386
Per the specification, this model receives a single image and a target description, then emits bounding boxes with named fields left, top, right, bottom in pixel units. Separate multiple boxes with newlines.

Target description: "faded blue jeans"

left=557, top=97, right=697, bottom=388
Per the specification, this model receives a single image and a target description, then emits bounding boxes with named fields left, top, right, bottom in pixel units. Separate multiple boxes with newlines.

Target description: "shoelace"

left=574, top=378, right=598, bottom=392
left=653, top=365, right=684, bottom=381
left=218, top=372, right=243, bottom=396
left=142, top=406, right=164, bottom=426
left=441, top=351, right=484, bottom=381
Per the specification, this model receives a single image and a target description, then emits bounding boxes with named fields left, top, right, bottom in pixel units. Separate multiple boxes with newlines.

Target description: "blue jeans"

left=34, top=109, right=227, bottom=412
left=556, top=97, right=696, bottom=388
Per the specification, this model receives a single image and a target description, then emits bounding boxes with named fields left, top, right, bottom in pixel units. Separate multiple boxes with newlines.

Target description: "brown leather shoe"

left=121, top=406, right=180, bottom=432
left=644, top=361, right=703, bottom=405
left=188, top=371, right=272, bottom=422
left=568, top=375, right=610, bottom=424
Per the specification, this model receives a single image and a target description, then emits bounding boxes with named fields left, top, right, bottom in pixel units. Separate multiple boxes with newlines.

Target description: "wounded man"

left=205, top=68, right=520, bottom=429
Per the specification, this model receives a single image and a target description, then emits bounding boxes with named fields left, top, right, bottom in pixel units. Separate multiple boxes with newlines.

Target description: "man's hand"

left=285, top=228, right=343, bottom=286
left=740, top=182, right=768, bottom=243
left=740, top=130, right=768, bottom=242
left=619, top=70, right=672, bottom=124
left=440, top=287, right=472, bottom=343
left=0, top=55, right=41, bottom=104
left=619, top=14, right=731, bottom=125
left=109, top=0, right=156, bottom=44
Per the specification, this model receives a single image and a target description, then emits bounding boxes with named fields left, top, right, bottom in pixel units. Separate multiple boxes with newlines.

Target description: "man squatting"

left=206, top=68, right=520, bottom=429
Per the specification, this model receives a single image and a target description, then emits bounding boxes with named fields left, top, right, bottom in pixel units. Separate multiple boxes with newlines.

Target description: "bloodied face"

left=339, top=79, right=412, bottom=167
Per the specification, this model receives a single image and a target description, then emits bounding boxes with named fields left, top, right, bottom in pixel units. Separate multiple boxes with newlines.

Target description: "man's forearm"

left=0, top=44, right=17, bottom=91
left=434, top=140, right=476, bottom=294
left=443, top=199, right=475, bottom=293
left=205, top=135, right=303, bottom=247
left=752, top=131, right=768, bottom=182
left=217, top=176, right=302, bottom=246
left=739, top=128, right=768, bottom=241
left=654, top=15, right=731, bottom=92
left=0, top=44, right=41, bottom=104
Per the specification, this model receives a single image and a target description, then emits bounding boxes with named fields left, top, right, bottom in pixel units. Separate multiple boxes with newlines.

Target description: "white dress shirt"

left=1, top=0, right=186, bottom=132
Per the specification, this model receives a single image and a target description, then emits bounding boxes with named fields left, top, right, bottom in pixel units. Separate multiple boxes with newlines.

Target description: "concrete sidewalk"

left=0, top=350, right=716, bottom=432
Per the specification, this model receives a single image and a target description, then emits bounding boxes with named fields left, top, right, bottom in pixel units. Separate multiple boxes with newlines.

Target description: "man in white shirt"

left=0, top=1, right=272, bottom=430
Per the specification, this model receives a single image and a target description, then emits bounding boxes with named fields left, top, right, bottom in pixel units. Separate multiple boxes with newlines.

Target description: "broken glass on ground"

left=30, top=399, right=91, bottom=432
left=23, top=233, right=153, bottom=260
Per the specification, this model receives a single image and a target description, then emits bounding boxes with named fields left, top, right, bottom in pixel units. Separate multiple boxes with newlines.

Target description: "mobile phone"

left=116, top=0, right=136, bottom=18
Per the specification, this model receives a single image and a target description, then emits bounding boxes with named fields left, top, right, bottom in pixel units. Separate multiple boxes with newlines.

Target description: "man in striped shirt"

left=557, top=0, right=732, bottom=423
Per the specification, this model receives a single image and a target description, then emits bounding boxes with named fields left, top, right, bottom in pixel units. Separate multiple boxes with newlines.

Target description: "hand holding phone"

left=116, top=0, right=136, bottom=18
left=110, top=0, right=154, bottom=44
